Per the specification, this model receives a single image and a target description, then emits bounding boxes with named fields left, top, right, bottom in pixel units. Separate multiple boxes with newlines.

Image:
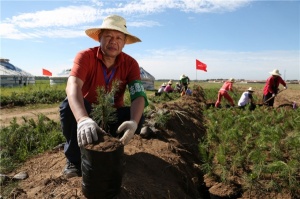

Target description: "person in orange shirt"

left=59, top=15, right=148, bottom=178
left=215, top=78, right=236, bottom=108
left=263, top=69, right=287, bottom=107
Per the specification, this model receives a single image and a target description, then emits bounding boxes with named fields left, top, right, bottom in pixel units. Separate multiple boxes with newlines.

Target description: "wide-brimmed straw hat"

left=229, top=78, right=235, bottom=83
left=247, top=87, right=254, bottom=92
left=168, top=80, right=173, bottom=85
left=269, top=69, right=281, bottom=76
left=85, top=15, right=141, bottom=44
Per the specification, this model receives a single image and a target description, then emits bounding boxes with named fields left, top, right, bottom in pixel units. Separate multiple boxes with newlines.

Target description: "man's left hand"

left=117, top=121, right=137, bottom=145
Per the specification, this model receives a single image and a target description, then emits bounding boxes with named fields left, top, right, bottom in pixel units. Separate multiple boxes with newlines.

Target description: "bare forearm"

left=66, top=79, right=89, bottom=122
left=130, top=96, right=145, bottom=123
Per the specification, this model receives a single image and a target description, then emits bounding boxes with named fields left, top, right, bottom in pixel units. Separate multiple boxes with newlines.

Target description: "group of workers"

left=214, top=69, right=287, bottom=109
left=156, top=68, right=287, bottom=110
left=156, top=74, right=192, bottom=96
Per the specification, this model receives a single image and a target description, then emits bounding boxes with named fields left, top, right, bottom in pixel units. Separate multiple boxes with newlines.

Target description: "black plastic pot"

left=81, top=145, right=124, bottom=199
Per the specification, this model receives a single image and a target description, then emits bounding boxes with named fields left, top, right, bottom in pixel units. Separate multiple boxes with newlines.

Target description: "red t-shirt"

left=219, top=81, right=233, bottom=93
left=263, top=76, right=286, bottom=95
left=70, top=46, right=141, bottom=108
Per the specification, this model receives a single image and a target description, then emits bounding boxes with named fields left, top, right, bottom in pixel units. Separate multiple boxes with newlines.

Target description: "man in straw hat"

left=238, top=87, right=256, bottom=110
left=215, top=78, right=236, bottom=108
left=59, top=15, right=148, bottom=178
left=263, top=69, right=287, bottom=107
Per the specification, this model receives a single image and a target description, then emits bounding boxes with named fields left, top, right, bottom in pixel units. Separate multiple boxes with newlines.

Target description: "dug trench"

left=6, top=88, right=220, bottom=199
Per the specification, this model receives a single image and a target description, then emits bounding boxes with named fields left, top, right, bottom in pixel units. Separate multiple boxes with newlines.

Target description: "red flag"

left=42, top=68, right=52, bottom=76
left=196, top=59, right=207, bottom=72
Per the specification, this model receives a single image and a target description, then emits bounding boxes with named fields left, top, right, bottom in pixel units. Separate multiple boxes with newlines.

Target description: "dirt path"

left=0, top=106, right=60, bottom=127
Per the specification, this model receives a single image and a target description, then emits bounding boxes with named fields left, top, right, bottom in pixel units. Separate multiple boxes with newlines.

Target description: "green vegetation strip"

left=200, top=106, right=300, bottom=197
left=0, top=115, right=65, bottom=173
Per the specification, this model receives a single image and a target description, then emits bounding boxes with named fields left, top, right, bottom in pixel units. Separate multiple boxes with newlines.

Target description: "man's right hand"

left=272, top=93, right=276, bottom=97
left=77, top=117, right=99, bottom=147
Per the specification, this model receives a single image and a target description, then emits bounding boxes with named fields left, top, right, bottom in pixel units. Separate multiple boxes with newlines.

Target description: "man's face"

left=100, top=30, right=126, bottom=58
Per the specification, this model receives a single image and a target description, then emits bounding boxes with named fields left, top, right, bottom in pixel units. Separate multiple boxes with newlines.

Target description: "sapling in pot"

left=81, top=80, right=124, bottom=199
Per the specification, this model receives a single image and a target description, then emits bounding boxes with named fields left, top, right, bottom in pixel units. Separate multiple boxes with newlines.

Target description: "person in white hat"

left=238, top=87, right=255, bottom=109
left=263, top=69, right=287, bottom=107
left=175, top=82, right=182, bottom=93
left=179, top=74, right=190, bottom=92
left=215, top=78, right=236, bottom=108
left=156, top=82, right=167, bottom=95
left=59, top=15, right=148, bottom=178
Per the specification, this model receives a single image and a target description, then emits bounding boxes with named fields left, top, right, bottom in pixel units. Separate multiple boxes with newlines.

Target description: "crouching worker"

left=164, top=80, right=174, bottom=93
left=59, top=15, right=148, bottom=178
left=238, top=87, right=256, bottom=110
left=215, top=78, right=236, bottom=108
left=155, top=83, right=166, bottom=96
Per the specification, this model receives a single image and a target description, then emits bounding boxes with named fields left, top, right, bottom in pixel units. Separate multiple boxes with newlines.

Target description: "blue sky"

left=1, top=0, right=299, bottom=81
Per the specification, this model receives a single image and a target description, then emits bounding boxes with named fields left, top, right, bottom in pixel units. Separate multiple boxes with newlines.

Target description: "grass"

left=0, top=115, right=65, bottom=174
left=200, top=99, right=300, bottom=197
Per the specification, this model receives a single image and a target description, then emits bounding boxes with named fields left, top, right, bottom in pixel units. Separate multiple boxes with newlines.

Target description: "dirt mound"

left=7, top=91, right=208, bottom=199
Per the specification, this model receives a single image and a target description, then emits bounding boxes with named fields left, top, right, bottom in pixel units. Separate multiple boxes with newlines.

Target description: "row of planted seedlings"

left=199, top=89, right=300, bottom=198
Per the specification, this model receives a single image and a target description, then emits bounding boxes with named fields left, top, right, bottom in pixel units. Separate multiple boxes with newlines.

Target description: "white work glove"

left=284, top=86, right=287, bottom=89
left=272, top=93, right=276, bottom=97
left=77, top=117, right=99, bottom=147
left=117, top=121, right=137, bottom=145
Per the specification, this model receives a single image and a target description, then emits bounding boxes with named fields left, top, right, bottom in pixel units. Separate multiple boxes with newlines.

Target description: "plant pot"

left=81, top=136, right=124, bottom=199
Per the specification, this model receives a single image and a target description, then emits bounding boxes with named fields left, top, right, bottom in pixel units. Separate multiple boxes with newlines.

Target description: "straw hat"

left=247, top=87, right=254, bottom=92
left=229, top=78, right=235, bottom=83
left=85, top=15, right=141, bottom=44
left=161, top=83, right=166, bottom=87
left=269, top=69, right=281, bottom=76
left=168, top=80, right=173, bottom=85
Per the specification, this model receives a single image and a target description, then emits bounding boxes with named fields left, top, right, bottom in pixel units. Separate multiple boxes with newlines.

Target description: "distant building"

left=0, top=58, right=35, bottom=87
left=140, top=67, right=155, bottom=90
left=49, top=69, right=70, bottom=86
left=50, top=67, right=155, bottom=90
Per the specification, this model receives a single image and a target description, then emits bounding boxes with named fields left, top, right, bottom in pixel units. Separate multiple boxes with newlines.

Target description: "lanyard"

left=102, top=63, right=116, bottom=89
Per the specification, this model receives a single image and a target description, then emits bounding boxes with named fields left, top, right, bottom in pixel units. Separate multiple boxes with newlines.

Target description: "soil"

left=1, top=88, right=299, bottom=199
left=85, top=134, right=123, bottom=152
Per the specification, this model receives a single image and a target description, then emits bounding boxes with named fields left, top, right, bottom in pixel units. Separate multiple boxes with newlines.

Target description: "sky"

left=1, top=0, right=299, bottom=81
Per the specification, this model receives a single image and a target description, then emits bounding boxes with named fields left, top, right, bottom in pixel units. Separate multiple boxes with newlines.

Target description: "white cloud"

left=118, top=0, right=252, bottom=14
left=8, top=6, right=99, bottom=28
left=128, top=20, right=162, bottom=27
left=1, top=0, right=252, bottom=40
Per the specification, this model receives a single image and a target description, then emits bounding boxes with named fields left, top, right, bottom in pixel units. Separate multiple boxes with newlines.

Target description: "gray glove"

left=77, top=117, right=99, bottom=147
left=117, top=120, right=137, bottom=145
left=272, top=93, right=276, bottom=97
